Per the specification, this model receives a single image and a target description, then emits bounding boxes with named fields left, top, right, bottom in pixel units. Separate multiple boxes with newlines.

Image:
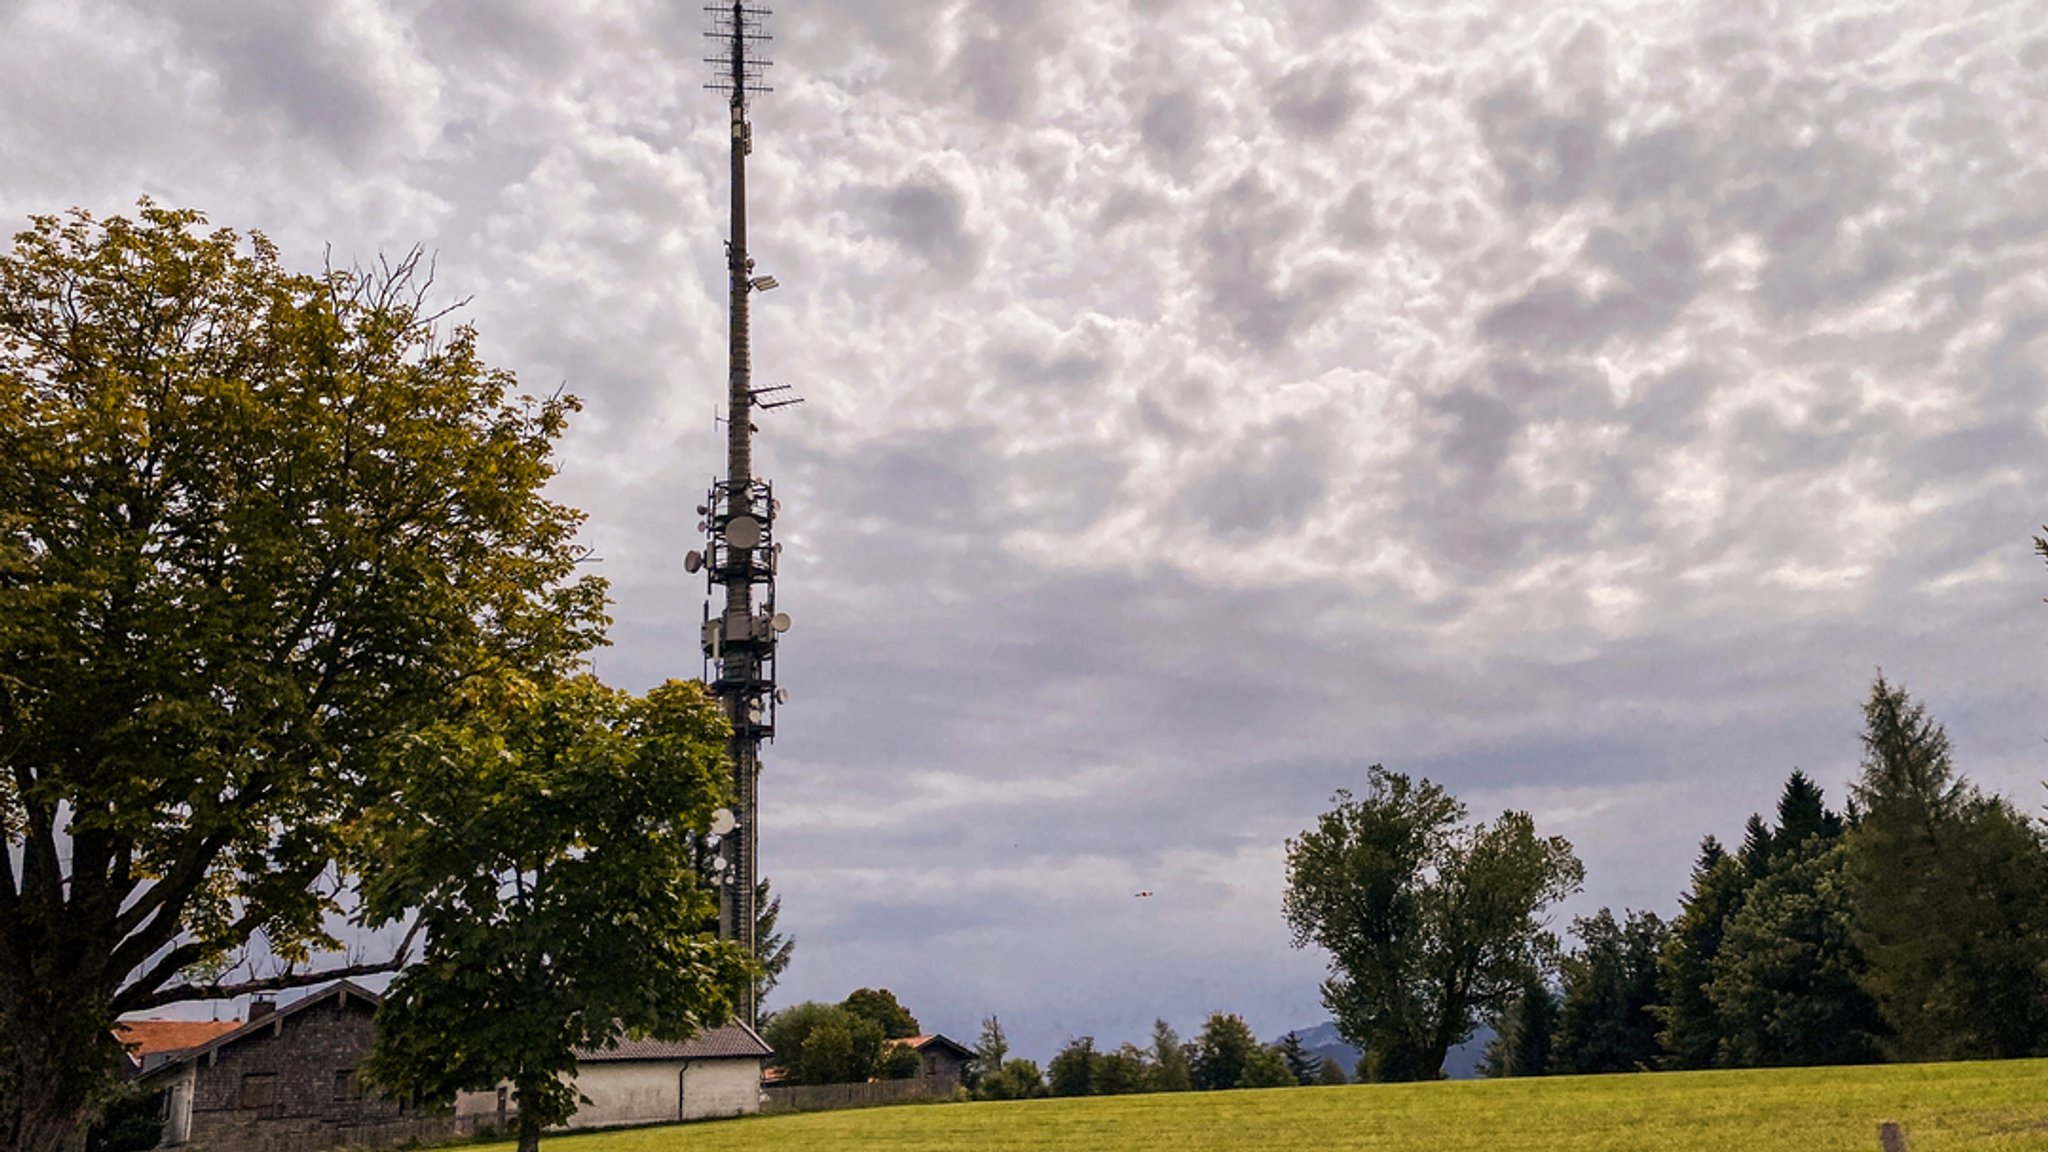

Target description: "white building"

left=456, top=1024, right=773, bottom=1131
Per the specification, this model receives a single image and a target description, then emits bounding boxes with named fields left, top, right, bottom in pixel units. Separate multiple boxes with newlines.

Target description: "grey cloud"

left=124, top=0, right=426, bottom=162
left=944, top=0, right=1063, bottom=123
left=1473, top=79, right=1610, bottom=210
left=1140, top=89, right=1208, bottom=169
left=1179, top=418, right=1334, bottom=538
left=1197, top=171, right=1353, bottom=350
left=1479, top=217, right=1705, bottom=353
left=1271, top=62, right=1359, bottom=139
left=866, top=172, right=984, bottom=282
left=1323, top=183, right=1379, bottom=247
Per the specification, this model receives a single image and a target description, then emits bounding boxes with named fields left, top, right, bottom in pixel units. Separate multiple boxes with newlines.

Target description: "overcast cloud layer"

left=6, top=0, right=2048, bottom=1060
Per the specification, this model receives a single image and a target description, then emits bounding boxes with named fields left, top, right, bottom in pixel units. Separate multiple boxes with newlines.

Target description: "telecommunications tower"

left=686, top=1, right=798, bottom=1029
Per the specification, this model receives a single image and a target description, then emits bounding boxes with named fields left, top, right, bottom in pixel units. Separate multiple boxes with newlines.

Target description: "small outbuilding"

left=889, top=1034, right=974, bottom=1088
left=455, top=1025, right=773, bottom=1130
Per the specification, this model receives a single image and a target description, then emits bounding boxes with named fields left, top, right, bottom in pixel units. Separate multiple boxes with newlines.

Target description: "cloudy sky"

left=8, top=0, right=2048, bottom=1060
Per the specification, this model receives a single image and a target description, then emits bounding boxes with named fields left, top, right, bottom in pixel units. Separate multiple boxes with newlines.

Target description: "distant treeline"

left=1485, top=675, right=2048, bottom=1077
left=967, top=1013, right=1347, bottom=1100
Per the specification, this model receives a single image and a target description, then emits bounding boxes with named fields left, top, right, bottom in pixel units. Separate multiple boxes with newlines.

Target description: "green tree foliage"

left=1845, top=676, right=2048, bottom=1061
left=1278, top=1032, right=1322, bottom=1085
left=842, top=988, right=921, bottom=1040
left=1655, top=772, right=1858, bottom=1071
left=0, top=204, right=606, bottom=1152
left=1048, top=1037, right=1098, bottom=1097
left=1550, top=910, right=1668, bottom=1074
left=977, top=1058, right=1046, bottom=1100
left=876, top=1038, right=924, bottom=1080
left=82, top=1087, right=163, bottom=1152
left=1315, top=1056, right=1350, bottom=1086
left=1094, top=1045, right=1153, bottom=1096
left=798, top=1013, right=887, bottom=1085
left=1653, top=837, right=1750, bottom=1068
left=1149, top=1019, right=1193, bottom=1092
left=1284, top=769, right=1584, bottom=1081
left=1191, top=1012, right=1260, bottom=1091
left=1240, top=1044, right=1299, bottom=1089
left=361, top=678, right=751, bottom=1152
left=754, top=879, right=794, bottom=1008
left=1481, top=977, right=1558, bottom=1078
left=1708, top=839, right=1883, bottom=1068
left=1774, top=770, right=1844, bottom=854
left=760, top=1001, right=886, bottom=1086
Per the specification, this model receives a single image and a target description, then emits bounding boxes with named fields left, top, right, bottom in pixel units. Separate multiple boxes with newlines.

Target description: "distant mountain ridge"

left=1278, top=1022, right=1494, bottom=1081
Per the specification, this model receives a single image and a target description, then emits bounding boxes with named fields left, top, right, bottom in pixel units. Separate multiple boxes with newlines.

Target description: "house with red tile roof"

left=115, top=1019, right=243, bottom=1074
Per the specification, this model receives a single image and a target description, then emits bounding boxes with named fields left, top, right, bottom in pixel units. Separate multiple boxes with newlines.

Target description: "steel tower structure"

left=690, top=1, right=795, bottom=1030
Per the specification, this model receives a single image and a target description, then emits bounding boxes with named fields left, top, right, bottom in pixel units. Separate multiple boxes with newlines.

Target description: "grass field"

left=495, top=1060, right=2048, bottom=1152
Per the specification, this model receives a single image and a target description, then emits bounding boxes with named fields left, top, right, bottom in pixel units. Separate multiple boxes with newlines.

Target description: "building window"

left=239, top=1073, right=277, bottom=1110
left=334, top=1070, right=363, bottom=1102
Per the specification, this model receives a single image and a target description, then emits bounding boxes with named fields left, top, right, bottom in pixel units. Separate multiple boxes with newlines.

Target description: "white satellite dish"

left=683, top=550, right=704, bottom=574
left=709, top=855, right=729, bottom=872
left=709, top=808, right=737, bottom=835
left=771, top=613, right=792, bottom=633
left=773, top=687, right=789, bottom=705
left=724, top=515, right=763, bottom=550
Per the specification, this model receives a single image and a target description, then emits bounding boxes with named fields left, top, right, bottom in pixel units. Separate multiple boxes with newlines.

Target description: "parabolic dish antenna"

left=724, top=515, right=763, bottom=550
left=684, top=550, right=704, bottom=574
left=709, top=808, right=737, bottom=836
left=771, top=613, right=792, bottom=633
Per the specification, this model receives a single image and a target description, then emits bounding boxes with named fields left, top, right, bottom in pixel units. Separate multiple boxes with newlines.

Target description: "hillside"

left=506, top=1059, right=2048, bottom=1152
left=1283, top=1021, right=1495, bottom=1081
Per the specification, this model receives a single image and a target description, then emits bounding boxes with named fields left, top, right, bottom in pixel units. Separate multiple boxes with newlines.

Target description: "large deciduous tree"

left=842, top=987, right=921, bottom=1040
left=1284, top=768, right=1584, bottom=1081
left=360, top=677, right=751, bottom=1152
left=0, top=205, right=605, bottom=1152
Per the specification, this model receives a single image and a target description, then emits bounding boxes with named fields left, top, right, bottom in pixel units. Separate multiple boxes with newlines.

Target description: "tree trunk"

left=0, top=984, right=120, bottom=1152
left=516, top=1109, right=543, bottom=1152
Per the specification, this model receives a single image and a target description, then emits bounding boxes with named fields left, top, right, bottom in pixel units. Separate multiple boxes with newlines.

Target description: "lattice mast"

left=692, top=1, right=795, bottom=1030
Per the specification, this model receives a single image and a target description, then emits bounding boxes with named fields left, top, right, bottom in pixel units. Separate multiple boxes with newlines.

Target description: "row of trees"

left=1282, top=674, right=2048, bottom=1084
left=968, top=1013, right=1348, bottom=1100
left=1486, top=677, right=2048, bottom=1076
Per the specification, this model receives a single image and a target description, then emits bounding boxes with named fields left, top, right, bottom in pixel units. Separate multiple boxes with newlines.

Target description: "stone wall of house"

left=177, top=995, right=454, bottom=1152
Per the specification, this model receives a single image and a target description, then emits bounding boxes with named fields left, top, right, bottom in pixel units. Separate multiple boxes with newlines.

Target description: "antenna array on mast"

left=703, top=4, right=774, bottom=105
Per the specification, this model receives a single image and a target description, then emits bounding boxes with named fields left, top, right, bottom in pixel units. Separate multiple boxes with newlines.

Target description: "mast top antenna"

left=704, top=4, right=774, bottom=107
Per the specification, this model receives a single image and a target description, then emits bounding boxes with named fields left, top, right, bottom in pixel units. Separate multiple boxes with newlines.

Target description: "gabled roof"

left=574, top=1023, right=772, bottom=1063
left=132, top=981, right=382, bottom=1079
left=888, top=1033, right=974, bottom=1061
left=117, top=1019, right=244, bottom=1059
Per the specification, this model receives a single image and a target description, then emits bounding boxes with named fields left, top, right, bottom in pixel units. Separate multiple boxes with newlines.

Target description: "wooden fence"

left=759, top=1076, right=961, bottom=1115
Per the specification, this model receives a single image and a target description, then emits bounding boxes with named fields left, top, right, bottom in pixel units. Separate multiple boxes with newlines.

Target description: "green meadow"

left=501, top=1059, right=2048, bottom=1152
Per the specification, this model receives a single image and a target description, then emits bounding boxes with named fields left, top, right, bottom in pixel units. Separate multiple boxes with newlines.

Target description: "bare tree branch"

left=115, top=920, right=422, bottom=1013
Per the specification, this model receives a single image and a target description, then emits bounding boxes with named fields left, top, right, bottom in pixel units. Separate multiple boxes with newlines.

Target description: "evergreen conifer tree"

left=1481, top=976, right=1558, bottom=1077
left=1277, top=1033, right=1322, bottom=1085
left=1845, top=676, right=2048, bottom=1060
